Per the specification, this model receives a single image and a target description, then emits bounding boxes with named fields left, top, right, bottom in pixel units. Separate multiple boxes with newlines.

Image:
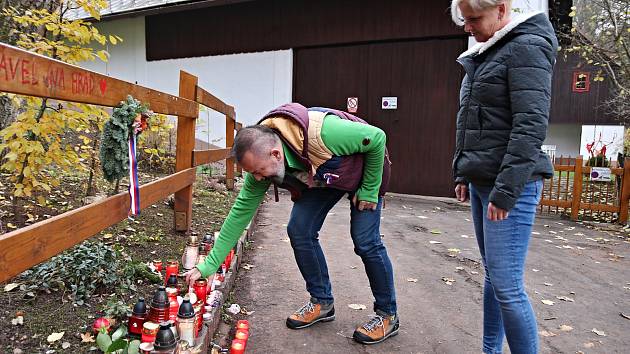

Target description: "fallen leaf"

left=7, top=223, right=16, bottom=229
left=539, top=330, right=557, bottom=337
left=541, top=299, right=555, bottom=306
left=62, top=342, right=71, bottom=349
left=348, top=304, right=367, bottom=310
left=429, top=241, right=442, bottom=244
left=556, top=296, right=575, bottom=302
left=4, top=283, right=19, bottom=292
left=591, top=328, right=606, bottom=336
left=559, top=324, right=573, bottom=332
left=47, top=332, right=64, bottom=343
left=447, top=248, right=461, bottom=253
left=103, top=233, right=113, bottom=239
left=81, top=332, right=95, bottom=343
left=406, top=278, right=418, bottom=283
left=11, top=316, right=23, bottom=326
left=430, top=229, right=442, bottom=234
left=441, top=277, right=455, bottom=285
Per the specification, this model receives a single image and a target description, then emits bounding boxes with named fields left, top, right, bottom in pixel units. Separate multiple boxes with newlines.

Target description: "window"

left=573, top=72, right=590, bottom=93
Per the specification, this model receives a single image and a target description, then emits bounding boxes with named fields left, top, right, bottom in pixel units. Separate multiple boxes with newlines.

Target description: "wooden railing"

left=539, top=155, right=630, bottom=223
left=0, top=42, right=240, bottom=283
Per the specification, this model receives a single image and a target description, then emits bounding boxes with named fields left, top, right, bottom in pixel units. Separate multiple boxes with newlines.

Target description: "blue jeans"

left=287, top=187, right=397, bottom=316
left=469, top=180, right=542, bottom=354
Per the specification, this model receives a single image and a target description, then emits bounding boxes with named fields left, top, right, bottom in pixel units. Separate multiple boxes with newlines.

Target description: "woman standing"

left=451, top=1, right=557, bottom=353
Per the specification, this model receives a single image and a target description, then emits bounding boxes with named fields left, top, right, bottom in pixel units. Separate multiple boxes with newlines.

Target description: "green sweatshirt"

left=196, top=114, right=386, bottom=277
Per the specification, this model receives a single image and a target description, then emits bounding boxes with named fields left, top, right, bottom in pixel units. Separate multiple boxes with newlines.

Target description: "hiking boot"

left=353, top=313, right=399, bottom=345
left=286, top=301, right=335, bottom=329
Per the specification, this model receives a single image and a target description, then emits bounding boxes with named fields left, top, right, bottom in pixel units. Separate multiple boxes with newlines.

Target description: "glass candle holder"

left=182, top=242, right=199, bottom=270
left=129, top=298, right=148, bottom=337
left=141, top=321, right=159, bottom=343
left=177, top=299, right=196, bottom=347
left=165, top=260, right=179, bottom=285
left=230, top=339, right=246, bottom=354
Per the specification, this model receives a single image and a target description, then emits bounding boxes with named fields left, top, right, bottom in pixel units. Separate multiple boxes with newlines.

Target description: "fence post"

left=226, top=115, right=235, bottom=190
left=235, top=122, right=243, bottom=177
left=619, top=157, right=630, bottom=224
left=570, top=155, right=583, bottom=221
left=174, top=71, right=198, bottom=231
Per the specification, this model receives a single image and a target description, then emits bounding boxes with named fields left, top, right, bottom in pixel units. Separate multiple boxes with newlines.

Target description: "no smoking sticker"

left=347, top=97, right=358, bottom=113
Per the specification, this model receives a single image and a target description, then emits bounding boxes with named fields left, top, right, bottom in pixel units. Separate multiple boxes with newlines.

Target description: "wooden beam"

left=0, top=168, right=196, bottom=284
left=226, top=115, right=236, bottom=190
left=578, top=203, right=619, bottom=213
left=192, top=148, right=231, bottom=167
left=174, top=71, right=198, bottom=231
left=571, top=156, right=584, bottom=220
left=539, top=199, right=572, bottom=208
left=196, top=85, right=235, bottom=118
left=619, top=158, right=630, bottom=223
left=0, top=42, right=198, bottom=118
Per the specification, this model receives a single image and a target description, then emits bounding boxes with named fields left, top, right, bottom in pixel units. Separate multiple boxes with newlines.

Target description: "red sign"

left=347, top=97, right=358, bottom=113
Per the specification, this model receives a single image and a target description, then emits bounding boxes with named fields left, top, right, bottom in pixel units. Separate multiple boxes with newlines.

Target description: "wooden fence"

left=0, top=42, right=240, bottom=283
left=539, top=155, right=630, bottom=223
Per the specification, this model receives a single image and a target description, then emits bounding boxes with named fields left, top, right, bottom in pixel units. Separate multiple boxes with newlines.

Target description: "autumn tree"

left=0, top=0, right=120, bottom=212
left=554, top=0, right=630, bottom=121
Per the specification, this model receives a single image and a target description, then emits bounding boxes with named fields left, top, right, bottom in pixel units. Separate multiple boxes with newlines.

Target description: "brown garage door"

left=293, top=38, right=466, bottom=196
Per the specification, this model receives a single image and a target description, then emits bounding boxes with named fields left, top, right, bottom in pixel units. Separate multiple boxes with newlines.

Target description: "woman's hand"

left=487, top=202, right=509, bottom=221
left=455, top=183, right=469, bottom=202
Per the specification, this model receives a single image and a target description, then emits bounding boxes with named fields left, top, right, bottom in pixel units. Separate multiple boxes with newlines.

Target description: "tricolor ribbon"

left=128, top=133, right=140, bottom=216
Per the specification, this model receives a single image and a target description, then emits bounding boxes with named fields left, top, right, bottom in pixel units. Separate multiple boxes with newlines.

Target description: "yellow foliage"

left=0, top=1, right=118, bottom=200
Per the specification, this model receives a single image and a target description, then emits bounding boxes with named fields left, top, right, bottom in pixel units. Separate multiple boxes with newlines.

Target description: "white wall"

left=80, top=16, right=293, bottom=148
left=580, top=125, right=625, bottom=161
left=544, top=124, right=582, bottom=158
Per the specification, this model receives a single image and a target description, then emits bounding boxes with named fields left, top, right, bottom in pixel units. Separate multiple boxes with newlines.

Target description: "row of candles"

left=229, top=320, right=251, bottom=354
left=122, top=234, right=234, bottom=353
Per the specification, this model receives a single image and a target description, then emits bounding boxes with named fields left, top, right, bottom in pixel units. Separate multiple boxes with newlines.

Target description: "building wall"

left=544, top=123, right=582, bottom=158
left=80, top=16, right=293, bottom=148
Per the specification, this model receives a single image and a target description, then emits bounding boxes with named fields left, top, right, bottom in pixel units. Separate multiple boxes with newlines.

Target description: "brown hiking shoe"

left=353, top=313, right=399, bottom=344
left=286, top=301, right=335, bottom=329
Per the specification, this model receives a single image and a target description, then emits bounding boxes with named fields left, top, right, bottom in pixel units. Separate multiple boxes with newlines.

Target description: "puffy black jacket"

left=453, top=12, right=558, bottom=210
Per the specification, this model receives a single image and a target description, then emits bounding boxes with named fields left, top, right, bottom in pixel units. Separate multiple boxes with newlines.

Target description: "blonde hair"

left=450, top=0, right=512, bottom=25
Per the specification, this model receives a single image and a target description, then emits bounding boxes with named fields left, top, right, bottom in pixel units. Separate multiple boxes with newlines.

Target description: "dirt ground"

left=232, top=191, right=630, bottom=354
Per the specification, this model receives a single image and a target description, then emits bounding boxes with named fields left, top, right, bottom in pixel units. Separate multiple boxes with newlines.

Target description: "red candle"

left=230, top=339, right=246, bottom=354
left=165, top=260, right=179, bottom=284
left=236, top=320, right=249, bottom=331
left=235, top=329, right=249, bottom=341
left=152, top=260, right=163, bottom=273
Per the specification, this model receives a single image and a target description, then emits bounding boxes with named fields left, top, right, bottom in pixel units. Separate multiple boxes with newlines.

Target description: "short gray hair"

left=450, top=0, right=512, bottom=26
left=232, top=125, right=280, bottom=163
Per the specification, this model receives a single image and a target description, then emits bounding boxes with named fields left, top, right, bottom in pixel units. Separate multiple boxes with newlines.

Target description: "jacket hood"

left=458, top=12, right=557, bottom=59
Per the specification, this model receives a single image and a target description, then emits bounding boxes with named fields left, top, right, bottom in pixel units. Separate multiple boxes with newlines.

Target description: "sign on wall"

left=382, top=97, right=397, bottom=110
left=590, top=167, right=612, bottom=182
left=347, top=97, right=358, bottom=113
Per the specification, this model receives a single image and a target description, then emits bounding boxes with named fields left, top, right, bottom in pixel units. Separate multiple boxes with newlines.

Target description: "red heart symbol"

left=99, top=78, right=107, bottom=95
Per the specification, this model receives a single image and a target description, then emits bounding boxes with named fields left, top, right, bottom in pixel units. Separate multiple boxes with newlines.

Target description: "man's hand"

left=352, top=195, right=377, bottom=211
left=455, top=183, right=469, bottom=202
left=184, top=268, right=202, bottom=287
left=487, top=202, right=509, bottom=221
